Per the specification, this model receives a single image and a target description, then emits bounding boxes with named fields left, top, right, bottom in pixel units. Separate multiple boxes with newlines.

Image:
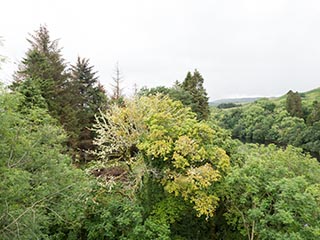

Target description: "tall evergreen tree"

left=11, top=25, right=69, bottom=120
left=68, top=57, right=108, bottom=161
left=181, top=69, right=209, bottom=120
left=286, top=90, right=303, bottom=118
left=10, top=26, right=108, bottom=161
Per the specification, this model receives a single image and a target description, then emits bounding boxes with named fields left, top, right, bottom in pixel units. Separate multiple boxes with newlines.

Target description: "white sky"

left=1, top=0, right=320, bottom=100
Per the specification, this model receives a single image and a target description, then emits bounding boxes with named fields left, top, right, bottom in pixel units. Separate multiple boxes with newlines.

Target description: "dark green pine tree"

left=181, top=69, right=209, bottom=120
left=11, top=25, right=69, bottom=120
left=68, top=57, right=108, bottom=161
left=286, top=90, right=303, bottom=118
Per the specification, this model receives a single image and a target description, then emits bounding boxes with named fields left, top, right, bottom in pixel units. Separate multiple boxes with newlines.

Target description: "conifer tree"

left=10, top=26, right=108, bottom=161
left=286, top=90, right=303, bottom=118
left=68, top=57, right=108, bottom=161
left=11, top=25, right=69, bottom=120
left=181, top=69, right=209, bottom=120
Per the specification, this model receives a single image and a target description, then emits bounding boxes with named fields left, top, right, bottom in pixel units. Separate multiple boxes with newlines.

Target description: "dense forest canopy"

left=0, top=26, right=320, bottom=240
left=214, top=89, right=320, bottom=159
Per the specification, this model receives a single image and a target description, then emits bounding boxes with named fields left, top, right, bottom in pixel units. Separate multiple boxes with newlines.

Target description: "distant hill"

left=272, top=87, right=320, bottom=106
left=210, top=97, right=262, bottom=106
left=302, top=87, right=320, bottom=103
left=210, top=87, right=320, bottom=107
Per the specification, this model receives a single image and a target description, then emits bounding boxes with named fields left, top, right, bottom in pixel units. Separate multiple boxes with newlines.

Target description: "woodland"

left=0, top=26, right=320, bottom=240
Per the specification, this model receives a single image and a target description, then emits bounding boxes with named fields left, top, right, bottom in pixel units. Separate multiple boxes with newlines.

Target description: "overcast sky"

left=1, top=0, right=320, bottom=100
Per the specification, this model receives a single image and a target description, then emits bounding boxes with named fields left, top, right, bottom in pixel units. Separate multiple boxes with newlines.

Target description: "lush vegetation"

left=0, top=26, right=319, bottom=239
left=214, top=89, right=320, bottom=159
left=10, top=26, right=107, bottom=162
left=0, top=88, right=89, bottom=239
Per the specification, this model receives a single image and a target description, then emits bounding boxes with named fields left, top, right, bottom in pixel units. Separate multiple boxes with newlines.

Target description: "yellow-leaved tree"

left=93, top=95, right=230, bottom=218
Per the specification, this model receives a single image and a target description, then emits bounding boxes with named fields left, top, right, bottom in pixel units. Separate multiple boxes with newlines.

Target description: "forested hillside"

left=214, top=88, right=320, bottom=159
left=1, top=26, right=320, bottom=240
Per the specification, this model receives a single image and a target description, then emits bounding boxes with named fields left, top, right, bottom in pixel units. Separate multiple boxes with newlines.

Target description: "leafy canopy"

left=0, top=88, right=89, bottom=239
left=222, top=144, right=320, bottom=240
left=93, top=95, right=230, bottom=218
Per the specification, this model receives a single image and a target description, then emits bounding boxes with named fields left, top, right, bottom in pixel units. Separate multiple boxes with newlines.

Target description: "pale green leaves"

left=93, top=95, right=231, bottom=218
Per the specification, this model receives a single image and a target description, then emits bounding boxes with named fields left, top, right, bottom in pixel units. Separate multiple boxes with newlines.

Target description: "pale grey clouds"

left=1, top=0, right=320, bottom=99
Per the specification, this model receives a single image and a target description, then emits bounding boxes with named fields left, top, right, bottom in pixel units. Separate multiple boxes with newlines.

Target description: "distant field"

left=301, top=87, right=320, bottom=104
left=210, top=97, right=262, bottom=106
left=210, top=87, right=320, bottom=107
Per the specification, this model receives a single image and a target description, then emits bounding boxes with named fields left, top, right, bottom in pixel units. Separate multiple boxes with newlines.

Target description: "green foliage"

left=0, top=89, right=89, bottom=239
left=0, top=91, right=174, bottom=240
left=218, top=99, right=278, bottom=144
left=222, top=144, right=320, bottom=240
left=307, top=101, right=320, bottom=125
left=13, top=77, right=48, bottom=109
left=286, top=90, right=303, bottom=118
left=276, top=116, right=306, bottom=146
left=80, top=176, right=172, bottom=240
left=10, top=27, right=108, bottom=162
left=137, top=165, right=218, bottom=240
left=4, top=25, right=320, bottom=239
left=300, top=121, right=320, bottom=156
left=138, top=70, right=209, bottom=121
left=215, top=95, right=320, bottom=158
left=138, top=85, right=194, bottom=109
left=67, top=57, right=108, bottom=161
left=92, top=95, right=231, bottom=239
left=181, top=69, right=210, bottom=120
left=217, top=102, right=241, bottom=109
left=11, top=26, right=69, bottom=119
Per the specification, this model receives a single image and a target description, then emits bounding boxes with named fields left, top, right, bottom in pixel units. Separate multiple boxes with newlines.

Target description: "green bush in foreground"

left=221, top=144, right=320, bottom=240
left=0, top=90, right=89, bottom=239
